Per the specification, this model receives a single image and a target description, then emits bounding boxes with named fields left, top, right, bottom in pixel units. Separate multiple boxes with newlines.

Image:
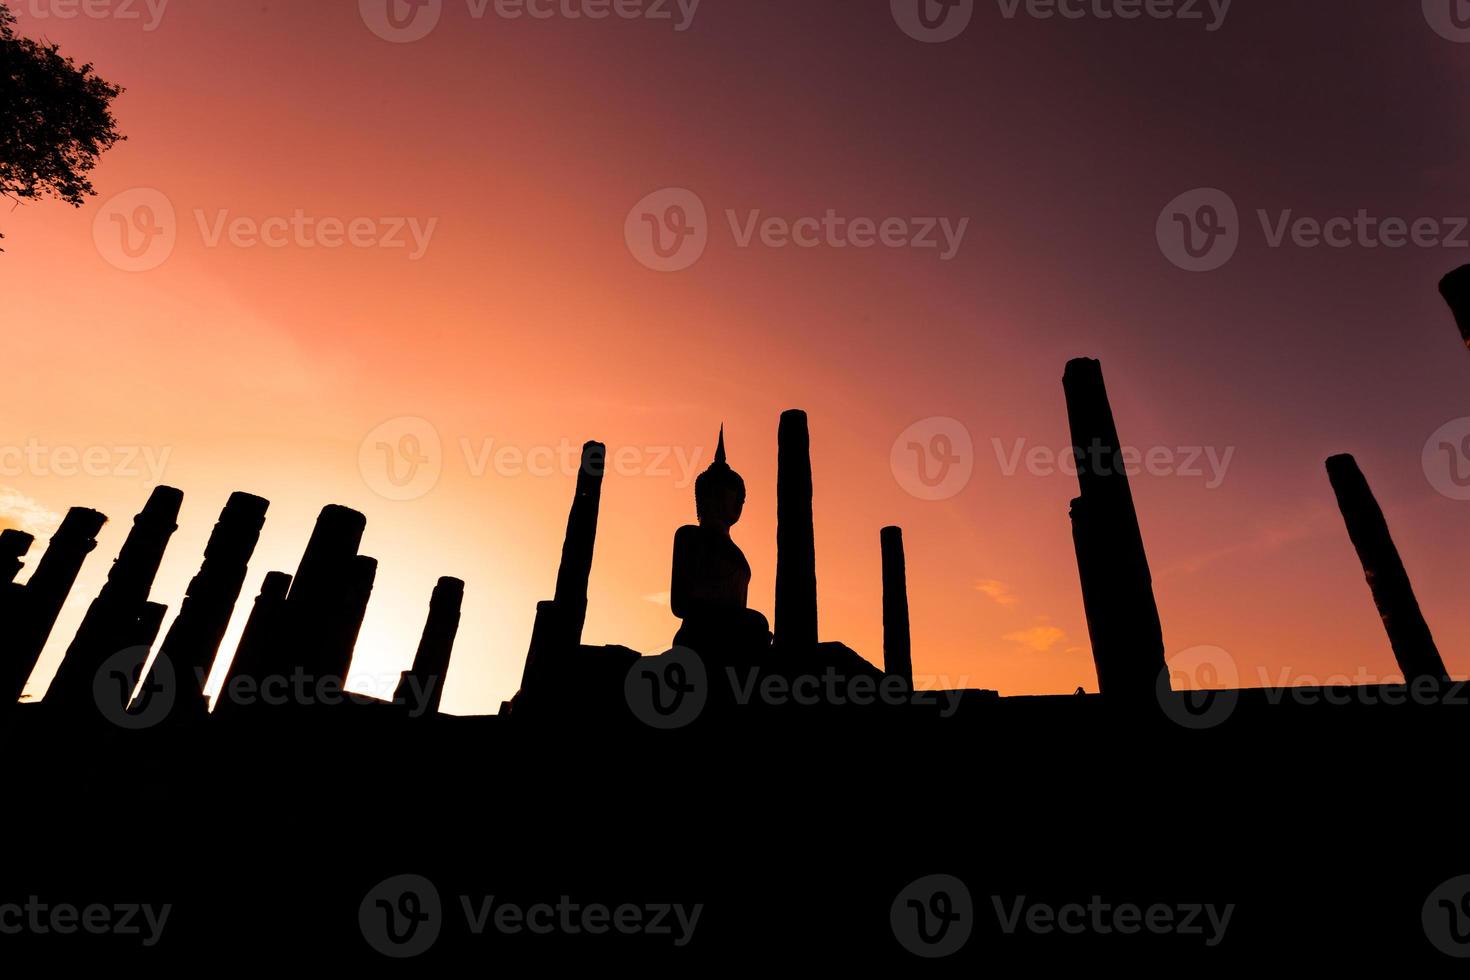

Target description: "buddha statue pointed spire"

left=670, top=425, right=770, bottom=657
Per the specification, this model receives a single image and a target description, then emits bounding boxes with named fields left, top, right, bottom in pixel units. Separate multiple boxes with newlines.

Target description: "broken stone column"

left=1063, top=359, right=1167, bottom=702
left=518, top=442, right=606, bottom=700
left=1326, top=454, right=1448, bottom=685
left=880, top=526, right=913, bottom=686
left=288, top=505, right=366, bottom=614
left=46, top=487, right=182, bottom=712
left=0, top=531, right=35, bottom=674
left=0, top=529, right=33, bottom=585
left=775, top=409, right=818, bottom=650
left=1439, top=265, right=1470, bottom=351
left=215, top=571, right=292, bottom=715
left=287, top=505, right=366, bottom=683
left=2, top=508, right=106, bottom=705
left=150, top=492, right=269, bottom=720
left=394, top=576, right=464, bottom=716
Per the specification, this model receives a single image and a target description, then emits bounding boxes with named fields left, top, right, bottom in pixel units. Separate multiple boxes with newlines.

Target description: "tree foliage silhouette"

left=0, top=2, right=125, bottom=248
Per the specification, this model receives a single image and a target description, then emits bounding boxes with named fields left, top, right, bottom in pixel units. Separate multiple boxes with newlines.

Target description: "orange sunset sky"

left=3, top=1, right=1470, bottom=714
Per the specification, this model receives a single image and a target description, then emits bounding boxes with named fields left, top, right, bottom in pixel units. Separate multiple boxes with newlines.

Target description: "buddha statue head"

left=694, top=426, right=745, bottom=532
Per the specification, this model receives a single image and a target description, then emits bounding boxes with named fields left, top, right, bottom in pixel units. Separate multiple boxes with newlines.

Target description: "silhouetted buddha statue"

left=671, top=427, right=772, bottom=657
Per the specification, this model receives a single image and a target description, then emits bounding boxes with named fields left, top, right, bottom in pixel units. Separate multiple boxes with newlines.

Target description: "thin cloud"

left=975, top=579, right=1018, bottom=606
left=1004, top=625, right=1066, bottom=652
left=0, top=487, right=60, bottom=537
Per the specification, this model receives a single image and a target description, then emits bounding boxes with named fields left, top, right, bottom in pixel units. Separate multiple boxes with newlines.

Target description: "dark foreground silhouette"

left=3, top=269, right=1470, bottom=966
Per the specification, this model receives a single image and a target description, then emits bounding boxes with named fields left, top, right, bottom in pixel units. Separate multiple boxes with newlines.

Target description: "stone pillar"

left=1062, top=359, right=1167, bottom=702
left=775, top=409, right=818, bottom=649
left=518, top=441, right=606, bottom=699
left=327, top=554, right=377, bottom=685
left=1439, top=265, right=1470, bottom=351
left=2, top=508, right=106, bottom=705
left=880, top=526, right=913, bottom=686
left=150, top=492, right=269, bottom=720
left=286, top=505, right=366, bottom=682
left=46, top=487, right=182, bottom=712
left=552, top=441, right=606, bottom=646
left=519, top=599, right=567, bottom=696
left=1326, top=454, right=1448, bottom=685
left=215, top=571, right=292, bottom=716
left=395, top=576, right=464, bottom=715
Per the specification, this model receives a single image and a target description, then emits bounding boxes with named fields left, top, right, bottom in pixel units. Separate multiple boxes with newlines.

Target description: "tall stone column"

left=880, top=526, right=912, bottom=686
left=395, top=576, right=464, bottom=716
left=553, top=441, right=606, bottom=647
left=3, top=507, right=106, bottom=705
left=1439, top=264, right=1470, bottom=351
left=1326, top=454, right=1448, bottom=685
left=150, top=492, right=269, bottom=720
left=46, top=487, right=183, bottom=712
left=1062, top=359, right=1167, bottom=702
left=775, top=410, right=818, bottom=649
